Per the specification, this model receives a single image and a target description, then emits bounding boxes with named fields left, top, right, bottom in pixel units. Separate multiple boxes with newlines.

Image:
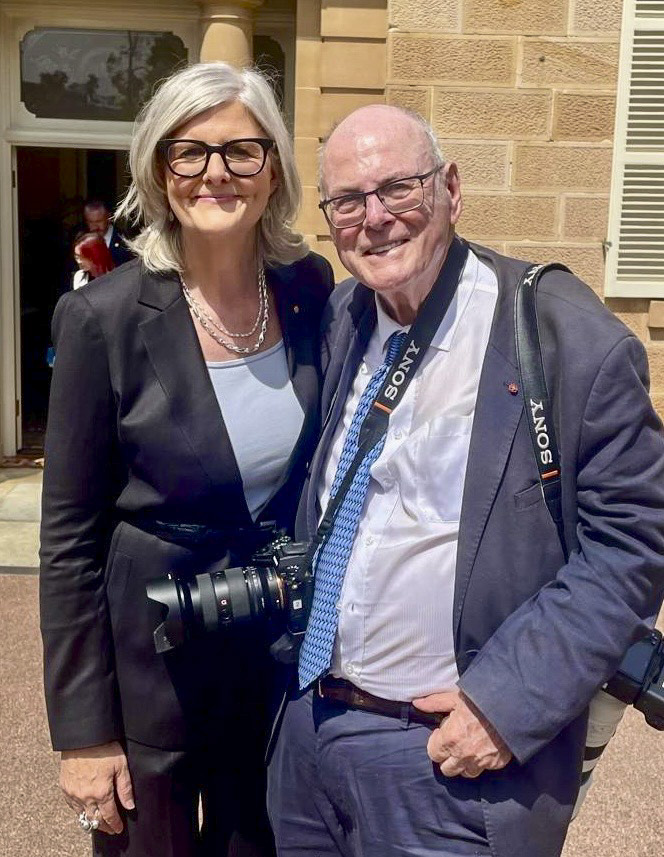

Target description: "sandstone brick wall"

left=386, top=0, right=621, bottom=295
left=292, top=0, right=663, bottom=414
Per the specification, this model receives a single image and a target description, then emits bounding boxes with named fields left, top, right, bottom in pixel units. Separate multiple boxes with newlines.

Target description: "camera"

left=605, top=629, right=664, bottom=730
left=146, top=534, right=664, bottom=728
left=146, top=536, right=313, bottom=658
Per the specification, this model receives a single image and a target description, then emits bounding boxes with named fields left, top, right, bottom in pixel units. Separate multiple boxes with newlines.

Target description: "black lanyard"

left=514, top=261, right=571, bottom=557
left=308, top=236, right=469, bottom=561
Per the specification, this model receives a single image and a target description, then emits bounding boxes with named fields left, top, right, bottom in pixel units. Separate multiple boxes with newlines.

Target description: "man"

left=267, top=105, right=664, bottom=857
left=83, top=198, right=133, bottom=267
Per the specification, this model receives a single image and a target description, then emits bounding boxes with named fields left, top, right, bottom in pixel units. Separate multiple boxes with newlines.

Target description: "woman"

left=40, top=62, right=333, bottom=857
left=72, top=232, right=116, bottom=289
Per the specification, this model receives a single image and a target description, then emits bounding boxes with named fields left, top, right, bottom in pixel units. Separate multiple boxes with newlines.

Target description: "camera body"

left=604, top=629, right=664, bottom=730
left=146, top=536, right=312, bottom=656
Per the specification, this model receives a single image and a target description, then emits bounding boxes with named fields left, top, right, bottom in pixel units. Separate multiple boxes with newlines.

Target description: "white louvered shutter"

left=605, top=1, right=664, bottom=297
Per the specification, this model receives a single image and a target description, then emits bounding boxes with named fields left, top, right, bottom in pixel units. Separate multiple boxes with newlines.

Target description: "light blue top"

left=207, top=340, right=304, bottom=520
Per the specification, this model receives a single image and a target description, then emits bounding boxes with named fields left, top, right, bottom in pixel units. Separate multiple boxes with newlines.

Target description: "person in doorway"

left=71, top=232, right=115, bottom=289
left=82, top=198, right=134, bottom=267
left=267, top=105, right=664, bottom=857
left=40, top=62, right=333, bottom=857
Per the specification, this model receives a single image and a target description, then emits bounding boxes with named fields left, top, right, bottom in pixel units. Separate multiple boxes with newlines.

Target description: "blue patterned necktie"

left=298, top=331, right=407, bottom=689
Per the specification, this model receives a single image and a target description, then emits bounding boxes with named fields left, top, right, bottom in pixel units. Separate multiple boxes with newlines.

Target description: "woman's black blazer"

left=40, top=253, right=334, bottom=752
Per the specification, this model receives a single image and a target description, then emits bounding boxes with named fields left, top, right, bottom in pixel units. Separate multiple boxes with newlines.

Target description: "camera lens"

left=194, top=564, right=282, bottom=632
left=147, top=561, right=284, bottom=653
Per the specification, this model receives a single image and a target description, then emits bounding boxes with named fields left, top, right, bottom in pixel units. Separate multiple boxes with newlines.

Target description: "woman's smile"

left=193, top=192, right=242, bottom=202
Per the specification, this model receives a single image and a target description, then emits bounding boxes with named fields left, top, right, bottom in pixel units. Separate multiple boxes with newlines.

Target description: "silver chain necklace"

left=181, top=269, right=266, bottom=339
left=180, top=268, right=269, bottom=355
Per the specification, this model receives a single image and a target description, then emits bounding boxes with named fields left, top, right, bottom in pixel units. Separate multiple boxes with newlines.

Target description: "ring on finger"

left=78, top=808, right=100, bottom=833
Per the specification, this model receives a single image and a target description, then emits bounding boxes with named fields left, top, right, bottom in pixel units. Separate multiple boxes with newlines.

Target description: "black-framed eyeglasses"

left=319, top=165, right=443, bottom=229
left=158, top=138, right=275, bottom=178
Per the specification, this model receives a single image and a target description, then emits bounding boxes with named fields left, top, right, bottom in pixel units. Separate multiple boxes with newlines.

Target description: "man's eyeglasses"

left=158, top=138, right=275, bottom=178
left=319, top=165, right=443, bottom=229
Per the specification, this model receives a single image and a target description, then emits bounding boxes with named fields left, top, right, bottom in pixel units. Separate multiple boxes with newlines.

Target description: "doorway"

left=15, top=146, right=130, bottom=452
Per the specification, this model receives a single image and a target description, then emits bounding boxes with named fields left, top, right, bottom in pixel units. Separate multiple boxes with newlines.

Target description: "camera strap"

left=514, top=261, right=572, bottom=558
left=309, top=236, right=469, bottom=561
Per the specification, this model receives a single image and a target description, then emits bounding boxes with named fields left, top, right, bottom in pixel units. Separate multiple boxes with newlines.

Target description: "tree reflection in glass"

left=21, top=28, right=188, bottom=121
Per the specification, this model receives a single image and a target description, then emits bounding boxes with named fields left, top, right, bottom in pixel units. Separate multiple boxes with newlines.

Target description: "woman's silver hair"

left=318, top=106, right=445, bottom=194
left=116, top=62, right=307, bottom=272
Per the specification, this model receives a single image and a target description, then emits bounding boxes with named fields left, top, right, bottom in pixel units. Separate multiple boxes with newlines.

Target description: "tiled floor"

left=0, top=468, right=41, bottom=569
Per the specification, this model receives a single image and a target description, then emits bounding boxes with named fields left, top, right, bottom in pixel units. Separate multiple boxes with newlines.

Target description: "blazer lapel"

left=305, top=286, right=376, bottom=535
left=137, top=268, right=252, bottom=528
left=453, top=251, right=524, bottom=640
left=261, top=265, right=321, bottom=502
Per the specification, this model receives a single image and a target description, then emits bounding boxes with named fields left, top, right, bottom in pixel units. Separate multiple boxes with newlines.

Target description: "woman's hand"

left=60, top=741, right=135, bottom=834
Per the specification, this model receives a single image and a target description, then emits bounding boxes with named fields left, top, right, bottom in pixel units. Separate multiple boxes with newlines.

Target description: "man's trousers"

left=267, top=689, right=492, bottom=857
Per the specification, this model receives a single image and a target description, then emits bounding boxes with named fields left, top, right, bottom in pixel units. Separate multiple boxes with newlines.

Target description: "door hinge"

left=11, top=169, right=16, bottom=189
left=15, top=399, right=20, bottom=418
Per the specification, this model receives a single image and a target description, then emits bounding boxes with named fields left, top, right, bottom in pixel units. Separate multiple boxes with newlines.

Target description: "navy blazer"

left=40, top=252, right=334, bottom=752
left=294, top=241, right=664, bottom=857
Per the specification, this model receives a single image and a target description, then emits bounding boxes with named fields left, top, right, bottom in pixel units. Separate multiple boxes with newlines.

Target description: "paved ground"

left=0, top=468, right=661, bottom=856
left=0, top=466, right=42, bottom=569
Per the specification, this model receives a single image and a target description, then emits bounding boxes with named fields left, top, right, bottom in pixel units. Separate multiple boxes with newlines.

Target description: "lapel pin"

left=507, top=382, right=519, bottom=395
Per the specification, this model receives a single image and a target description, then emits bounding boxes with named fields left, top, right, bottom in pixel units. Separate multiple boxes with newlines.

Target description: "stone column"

left=199, top=2, right=264, bottom=67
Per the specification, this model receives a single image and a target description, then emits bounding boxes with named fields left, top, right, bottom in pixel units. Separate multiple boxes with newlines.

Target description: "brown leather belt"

left=316, top=676, right=445, bottom=729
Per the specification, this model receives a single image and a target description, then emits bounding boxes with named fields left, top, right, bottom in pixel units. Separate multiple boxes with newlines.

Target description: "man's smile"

left=364, top=239, right=408, bottom=256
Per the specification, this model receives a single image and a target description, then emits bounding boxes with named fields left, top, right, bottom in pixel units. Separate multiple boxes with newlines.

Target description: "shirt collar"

left=103, top=224, right=113, bottom=245
left=374, top=247, right=479, bottom=354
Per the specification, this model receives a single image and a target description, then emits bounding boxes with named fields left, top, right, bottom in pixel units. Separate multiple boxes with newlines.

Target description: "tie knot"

left=385, top=331, right=407, bottom=364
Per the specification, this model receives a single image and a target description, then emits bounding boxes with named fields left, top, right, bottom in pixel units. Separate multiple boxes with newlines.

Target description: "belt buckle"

left=317, top=678, right=324, bottom=699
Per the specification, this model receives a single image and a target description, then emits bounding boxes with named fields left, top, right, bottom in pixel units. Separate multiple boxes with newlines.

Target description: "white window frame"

left=605, top=0, right=664, bottom=297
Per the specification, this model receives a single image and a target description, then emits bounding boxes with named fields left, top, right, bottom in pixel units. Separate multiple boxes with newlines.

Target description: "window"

left=605, top=1, right=664, bottom=297
left=20, top=28, right=187, bottom=122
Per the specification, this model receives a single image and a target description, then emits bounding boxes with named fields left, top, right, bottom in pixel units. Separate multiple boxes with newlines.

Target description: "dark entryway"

left=16, top=146, right=130, bottom=451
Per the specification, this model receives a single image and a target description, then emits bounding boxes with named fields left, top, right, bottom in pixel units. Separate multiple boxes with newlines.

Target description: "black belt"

left=315, top=676, right=445, bottom=729
left=125, top=515, right=278, bottom=550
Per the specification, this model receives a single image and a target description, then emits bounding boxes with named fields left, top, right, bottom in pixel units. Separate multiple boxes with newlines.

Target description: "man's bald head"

left=319, top=106, right=444, bottom=195
left=317, top=104, right=462, bottom=323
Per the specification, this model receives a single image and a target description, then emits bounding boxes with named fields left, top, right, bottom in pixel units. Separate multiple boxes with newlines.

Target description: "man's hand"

left=60, top=741, right=135, bottom=834
left=412, top=689, right=512, bottom=778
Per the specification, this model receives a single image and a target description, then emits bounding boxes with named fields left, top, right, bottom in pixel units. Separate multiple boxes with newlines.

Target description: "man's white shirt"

left=318, top=248, right=498, bottom=701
